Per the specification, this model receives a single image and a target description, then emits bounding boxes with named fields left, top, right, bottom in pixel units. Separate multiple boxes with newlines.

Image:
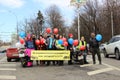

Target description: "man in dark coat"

left=89, top=32, right=102, bottom=64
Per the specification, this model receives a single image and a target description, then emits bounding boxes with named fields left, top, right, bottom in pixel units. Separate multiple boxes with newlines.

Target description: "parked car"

left=103, top=35, right=120, bottom=60
left=6, top=48, right=19, bottom=62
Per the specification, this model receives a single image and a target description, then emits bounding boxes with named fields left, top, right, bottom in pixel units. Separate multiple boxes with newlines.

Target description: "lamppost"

left=70, top=0, right=87, bottom=40
left=104, top=0, right=115, bottom=37
left=111, top=11, right=114, bottom=37
left=77, top=3, right=80, bottom=41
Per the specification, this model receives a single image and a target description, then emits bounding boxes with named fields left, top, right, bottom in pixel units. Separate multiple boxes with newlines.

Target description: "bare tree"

left=19, top=10, right=44, bottom=38
left=70, top=0, right=120, bottom=42
left=45, top=5, right=66, bottom=35
left=70, top=0, right=100, bottom=41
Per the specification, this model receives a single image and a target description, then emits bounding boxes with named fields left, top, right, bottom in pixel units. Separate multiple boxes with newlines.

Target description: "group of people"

left=24, top=32, right=102, bottom=66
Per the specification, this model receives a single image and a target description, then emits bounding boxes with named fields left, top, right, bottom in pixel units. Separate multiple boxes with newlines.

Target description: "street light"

left=111, top=11, right=114, bottom=37
left=70, top=0, right=87, bottom=40
left=77, top=4, right=80, bottom=40
left=103, top=0, right=115, bottom=37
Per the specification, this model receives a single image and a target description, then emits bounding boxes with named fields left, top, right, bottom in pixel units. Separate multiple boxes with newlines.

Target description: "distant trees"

left=45, top=5, right=66, bottom=35
left=18, top=5, right=66, bottom=39
left=70, top=0, right=120, bottom=42
left=18, top=10, right=44, bottom=38
left=17, top=0, right=120, bottom=42
left=11, top=33, right=17, bottom=43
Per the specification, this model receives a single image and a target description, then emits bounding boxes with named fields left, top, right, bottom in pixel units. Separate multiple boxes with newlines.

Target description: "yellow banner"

left=31, top=50, right=70, bottom=60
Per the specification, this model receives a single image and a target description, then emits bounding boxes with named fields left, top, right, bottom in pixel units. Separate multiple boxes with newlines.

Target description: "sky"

left=0, top=0, right=77, bottom=42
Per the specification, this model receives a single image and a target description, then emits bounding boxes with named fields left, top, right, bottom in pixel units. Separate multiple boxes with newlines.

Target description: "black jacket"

left=89, top=37, right=99, bottom=48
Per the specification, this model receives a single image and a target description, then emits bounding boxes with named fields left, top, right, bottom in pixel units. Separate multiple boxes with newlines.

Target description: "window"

left=114, top=37, right=120, bottom=42
left=108, top=37, right=115, bottom=43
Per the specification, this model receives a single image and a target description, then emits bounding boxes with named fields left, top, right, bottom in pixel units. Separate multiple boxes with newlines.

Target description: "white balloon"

left=16, top=42, right=22, bottom=48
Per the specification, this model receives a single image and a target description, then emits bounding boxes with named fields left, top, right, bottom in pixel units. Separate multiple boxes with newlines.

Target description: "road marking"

left=89, top=58, right=120, bottom=71
left=80, top=59, right=98, bottom=67
left=80, top=64, right=94, bottom=67
left=87, top=68, right=114, bottom=76
left=0, top=64, right=16, bottom=67
left=0, top=75, right=16, bottom=79
left=87, top=58, right=120, bottom=71
left=0, top=62, right=16, bottom=64
left=0, top=68, right=16, bottom=71
left=103, top=63, right=120, bottom=71
left=0, top=57, right=6, bottom=62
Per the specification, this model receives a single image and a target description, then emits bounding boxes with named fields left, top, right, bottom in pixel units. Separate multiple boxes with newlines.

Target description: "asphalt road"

left=0, top=53, right=120, bottom=80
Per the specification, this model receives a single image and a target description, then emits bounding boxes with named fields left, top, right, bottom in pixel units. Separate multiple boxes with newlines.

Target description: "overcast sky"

left=0, top=0, right=77, bottom=42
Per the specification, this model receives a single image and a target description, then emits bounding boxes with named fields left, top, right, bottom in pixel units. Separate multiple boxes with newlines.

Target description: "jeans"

left=91, top=48, right=101, bottom=63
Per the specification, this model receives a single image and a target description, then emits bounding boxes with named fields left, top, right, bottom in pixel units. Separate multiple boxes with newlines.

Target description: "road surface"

left=0, top=53, right=120, bottom=80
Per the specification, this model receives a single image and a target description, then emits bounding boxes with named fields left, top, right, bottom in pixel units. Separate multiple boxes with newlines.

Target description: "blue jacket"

left=25, top=40, right=35, bottom=49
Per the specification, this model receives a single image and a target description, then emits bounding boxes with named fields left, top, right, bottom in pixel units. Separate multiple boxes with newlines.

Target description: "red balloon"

left=53, top=28, right=58, bottom=34
left=40, top=38, right=45, bottom=45
left=63, top=41, right=68, bottom=47
left=73, top=40, right=79, bottom=46
left=35, top=40, right=40, bottom=45
left=62, top=37, right=67, bottom=42
left=80, top=46, right=86, bottom=51
left=46, top=28, right=51, bottom=33
left=69, top=33, right=73, bottom=37
left=20, top=39, right=24, bottom=44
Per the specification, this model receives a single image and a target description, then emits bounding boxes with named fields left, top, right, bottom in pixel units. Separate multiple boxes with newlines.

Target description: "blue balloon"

left=58, top=39, right=63, bottom=45
left=96, top=34, right=102, bottom=41
left=68, top=38, right=74, bottom=45
left=19, top=32, right=26, bottom=38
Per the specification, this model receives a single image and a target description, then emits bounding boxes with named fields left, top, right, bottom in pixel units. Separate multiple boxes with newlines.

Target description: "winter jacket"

left=55, top=40, right=65, bottom=50
left=89, top=37, right=99, bottom=48
left=76, top=41, right=86, bottom=50
left=25, top=40, right=35, bottom=49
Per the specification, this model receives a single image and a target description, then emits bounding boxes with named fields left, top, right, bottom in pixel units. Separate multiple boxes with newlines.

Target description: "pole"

left=70, top=0, right=86, bottom=40
left=78, top=10, right=80, bottom=40
left=111, top=11, right=114, bottom=37
left=77, top=4, right=80, bottom=41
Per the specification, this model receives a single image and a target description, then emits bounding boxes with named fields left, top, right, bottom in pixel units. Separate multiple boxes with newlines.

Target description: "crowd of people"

left=23, top=32, right=102, bottom=66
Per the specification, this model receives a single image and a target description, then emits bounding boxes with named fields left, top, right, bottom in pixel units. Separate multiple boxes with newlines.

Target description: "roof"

left=113, top=35, right=120, bottom=38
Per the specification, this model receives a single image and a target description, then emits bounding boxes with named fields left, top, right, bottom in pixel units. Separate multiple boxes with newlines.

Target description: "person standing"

left=46, top=34, right=55, bottom=66
left=67, top=35, right=73, bottom=65
left=55, top=34, right=65, bottom=66
left=37, top=35, right=46, bottom=65
left=76, top=36, right=88, bottom=64
left=89, top=33, right=102, bottom=64
left=24, top=34, right=35, bottom=67
left=31, top=34, right=39, bottom=65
